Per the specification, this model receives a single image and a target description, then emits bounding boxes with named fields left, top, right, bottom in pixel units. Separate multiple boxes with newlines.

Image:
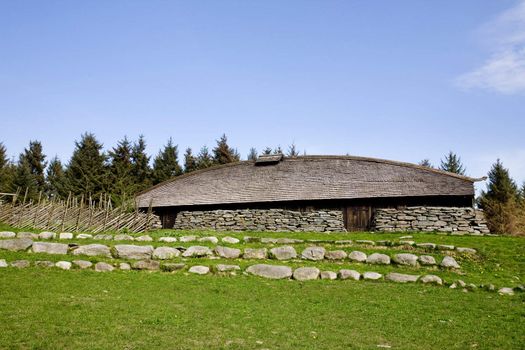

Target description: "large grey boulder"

left=32, top=242, right=69, bottom=255
left=72, top=260, right=93, bottom=269
left=393, top=253, right=418, bottom=266
left=293, top=267, right=320, bottom=281
left=0, top=231, right=16, bottom=238
left=199, top=236, right=219, bottom=244
left=159, top=237, right=177, bottom=243
left=246, top=264, right=293, bottom=279
left=119, top=263, right=131, bottom=270
left=55, top=261, right=72, bottom=270
left=441, top=256, right=460, bottom=269
left=114, top=244, right=154, bottom=260
left=269, top=246, right=297, bottom=260
left=114, top=234, right=134, bottom=241
left=11, top=260, right=30, bottom=268
left=221, top=236, right=240, bottom=244
left=366, top=253, right=391, bottom=265
left=214, top=246, right=241, bottom=259
left=498, top=287, right=515, bottom=296
left=420, top=275, right=443, bottom=285
left=76, top=234, right=93, bottom=239
left=136, top=235, right=153, bottom=242
left=153, top=247, right=181, bottom=260
left=17, top=232, right=38, bottom=239
left=301, top=247, right=326, bottom=261
left=320, top=271, right=337, bottom=280
left=0, top=238, right=33, bottom=251
left=95, top=262, right=114, bottom=272
left=182, top=246, right=213, bottom=258
left=325, top=250, right=347, bottom=260
left=457, top=247, right=476, bottom=254
left=59, top=232, right=73, bottom=240
left=386, top=273, right=419, bottom=283
left=216, top=264, right=241, bottom=272
left=188, top=265, right=210, bottom=275
left=132, top=260, right=160, bottom=271
left=243, top=248, right=267, bottom=259
left=179, top=235, right=197, bottom=242
left=419, top=255, right=437, bottom=266
left=339, top=269, right=361, bottom=280
left=73, top=244, right=111, bottom=257
left=363, top=272, right=382, bottom=280
left=348, top=251, right=367, bottom=262
left=38, top=231, right=56, bottom=240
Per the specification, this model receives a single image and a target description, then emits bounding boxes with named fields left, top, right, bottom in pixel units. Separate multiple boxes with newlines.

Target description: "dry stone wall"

left=372, top=207, right=489, bottom=234
left=174, top=209, right=345, bottom=232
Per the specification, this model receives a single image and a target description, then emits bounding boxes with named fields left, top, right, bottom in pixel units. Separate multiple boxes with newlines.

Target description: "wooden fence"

left=0, top=190, right=160, bottom=233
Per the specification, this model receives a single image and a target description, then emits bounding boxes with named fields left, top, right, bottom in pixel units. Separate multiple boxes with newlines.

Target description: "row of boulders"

left=1, top=258, right=518, bottom=295
left=0, top=231, right=478, bottom=254
left=0, top=238, right=462, bottom=268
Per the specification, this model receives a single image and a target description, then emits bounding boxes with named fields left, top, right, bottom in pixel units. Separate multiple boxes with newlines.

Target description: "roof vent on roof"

left=255, top=153, right=283, bottom=165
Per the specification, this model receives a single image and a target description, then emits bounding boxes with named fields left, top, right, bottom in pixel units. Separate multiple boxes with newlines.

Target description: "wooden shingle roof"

left=135, top=155, right=482, bottom=208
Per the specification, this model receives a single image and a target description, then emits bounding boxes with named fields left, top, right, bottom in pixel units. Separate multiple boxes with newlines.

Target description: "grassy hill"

left=0, top=224, right=523, bottom=349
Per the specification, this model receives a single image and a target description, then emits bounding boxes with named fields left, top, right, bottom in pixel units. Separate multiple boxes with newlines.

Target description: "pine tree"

left=22, top=140, right=47, bottom=193
left=0, top=143, right=14, bottom=193
left=196, top=146, right=214, bottom=169
left=46, top=156, right=66, bottom=199
left=247, top=148, right=258, bottom=161
left=13, top=155, right=38, bottom=200
left=212, top=134, right=240, bottom=165
left=478, top=159, right=519, bottom=234
left=419, top=159, right=433, bottom=168
left=287, top=143, right=299, bottom=157
left=262, top=147, right=273, bottom=155
left=108, top=137, right=134, bottom=204
left=130, top=135, right=151, bottom=191
left=151, top=138, right=182, bottom=184
left=64, top=133, right=108, bottom=197
left=273, top=146, right=283, bottom=155
left=183, top=148, right=198, bottom=173
left=439, top=151, right=466, bottom=175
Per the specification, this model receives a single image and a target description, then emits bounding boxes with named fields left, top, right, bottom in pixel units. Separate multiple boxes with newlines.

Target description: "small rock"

left=119, top=262, right=131, bottom=270
left=293, top=267, right=320, bottom=281
left=398, top=240, right=415, bottom=246
left=222, top=236, right=240, bottom=244
left=348, top=251, right=367, bottom=262
left=94, top=234, right=113, bottom=240
left=182, top=246, right=213, bottom=258
left=420, top=275, right=443, bottom=285
left=38, top=231, right=56, bottom=240
left=325, top=250, right=348, bottom=260
left=95, top=262, right=114, bottom=272
left=393, top=253, right=418, bottom=266
left=437, top=244, right=455, bottom=251
left=386, top=273, right=419, bottom=283
left=216, top=264, right=241, bottom=272
left=246, top=264, right=293, bottom=279
left=339, top=269, right=361, bottom=280
left=261, top=238, right=278, bottom=244
left=32, top=242, right=69, bottom=255
left=419, top=255, right=437, bottom=265
left=214, top=246, right=241, bottom=259
left=363, top=272, right=382, bottom=280
left=161, top=263, right=186, bottom=272
left=456, top=247, right=476, bottom=254
left=114, top=234, right=134, bottom=241
left=11, top=260, right=30, bottom=268
left=35, top=260, right=55, bottom=267
left=449, top=283, right=457, bottom=289
left=189, top=265, right=209, bottom=275
left=441, top=256, right=460, bottom=269
left=276, top=238, right=303, bottom=244
left=72, top=260, right=93, bottom=269
left=376, top=240, right=391, bottom=246
left=400, top=235, right=413, bottom=239
left=335, top=240, right=353, bottom=244
left=269, top=246, right=297, bottom=260
left=301, top=246, right=326, bottom=261
left=0, top=231, right=16, bottom=238
left=199, top=236, right=219, bottom=244
left=59, top=232, right=74, bottom=240
left=356, top=240, right=375, bottom=245
left=243, top=248, right=267, bottom=259
left=114, top=244, right=154, bottom=260
left=416, top=243, right=436, bottom=249
left=0, top=259, right=8, bottom=267
left=179, top=235, right=197, bottom=242
left=0, top=238, right=33, bottom=251
left=457, top=280, right=467, bottom=288
left=73, top=244, right=111, bottom=257
left=135, top=235, right=153, bottom=242
left=243, top=236, right=260, bottom=243
left=55, top=261, right=72, bottom=270
left=153, top=247, right=181, bottom=260
left=132, top=260, right=160, bottom=271
left=76, top=234, right=93, bottom=239
left=320, top=271, right=337, bottom=280
left=483, top=284, right=495, bottom=292
left=159, top=237, right=178, bottom=243
left=366, top=253, right=391, bottom=265
left=17, top=232, right=38, bottom=239
left=498, top=287, right=514, bottom=296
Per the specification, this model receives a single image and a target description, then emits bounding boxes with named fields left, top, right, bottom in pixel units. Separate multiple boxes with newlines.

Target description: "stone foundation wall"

left=372, top=207, right=489, bottom=234
left=174, top=209, right=345, bottom=232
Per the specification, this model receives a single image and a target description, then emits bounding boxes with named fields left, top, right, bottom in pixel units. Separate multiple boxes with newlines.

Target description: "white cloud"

left=457, top=1, right=525, bottom=94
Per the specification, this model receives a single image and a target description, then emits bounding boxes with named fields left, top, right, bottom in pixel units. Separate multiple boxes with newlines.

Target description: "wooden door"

left=343, top=206, right=372, bottom=231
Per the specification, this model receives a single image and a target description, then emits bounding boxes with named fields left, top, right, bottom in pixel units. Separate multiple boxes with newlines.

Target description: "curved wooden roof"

left=136, top=155, right=481, bottom=208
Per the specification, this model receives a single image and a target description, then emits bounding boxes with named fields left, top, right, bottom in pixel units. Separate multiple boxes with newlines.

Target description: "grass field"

left=0, top=225, right=524, bottom=349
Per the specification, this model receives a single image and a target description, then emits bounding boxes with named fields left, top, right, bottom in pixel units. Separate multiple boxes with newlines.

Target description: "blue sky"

left=1, top=0, right=524, bottom=190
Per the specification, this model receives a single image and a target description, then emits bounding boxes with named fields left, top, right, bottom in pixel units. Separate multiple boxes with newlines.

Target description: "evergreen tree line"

left=0, top=133, right=302, bottom=206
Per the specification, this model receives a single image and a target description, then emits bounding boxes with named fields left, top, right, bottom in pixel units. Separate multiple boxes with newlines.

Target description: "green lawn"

left=0, top=225, right=524, bottom=349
